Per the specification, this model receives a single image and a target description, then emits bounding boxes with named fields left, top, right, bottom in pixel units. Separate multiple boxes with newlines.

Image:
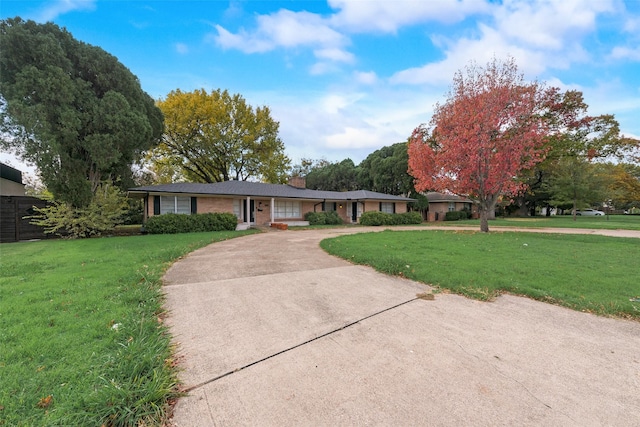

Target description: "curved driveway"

left=165, top=227, right=640, bottom=426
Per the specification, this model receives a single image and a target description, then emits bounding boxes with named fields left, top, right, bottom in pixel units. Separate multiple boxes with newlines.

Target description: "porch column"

left=246, top=196, right=250, bottom=226
left=270, top=197, right=275, bottom=224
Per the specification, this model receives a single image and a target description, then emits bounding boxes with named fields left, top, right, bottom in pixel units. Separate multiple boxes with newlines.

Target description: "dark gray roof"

left=426, top=191, right=474, bottom=203
left=129, top=181, right=415, bottom=202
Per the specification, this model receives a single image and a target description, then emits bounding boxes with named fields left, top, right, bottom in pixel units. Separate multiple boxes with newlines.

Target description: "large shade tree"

left=535, top=90, right=635, bottom=218
left=0, top=18, right=163, bottom=207
left=408, top=57, right=556, bottom=232
left=305, top=158, right=359, bottom=191
left=151, top=88, right=290, bottom=184
left=358, top=142, right=415, bottom=196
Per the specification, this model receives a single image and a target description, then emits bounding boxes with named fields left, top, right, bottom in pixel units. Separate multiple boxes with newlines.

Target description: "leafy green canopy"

left=152, top=88, right=290, bottom=184
left=358, top=142, right=415, bottom=196
left=0, top=18, right=163, bottom=207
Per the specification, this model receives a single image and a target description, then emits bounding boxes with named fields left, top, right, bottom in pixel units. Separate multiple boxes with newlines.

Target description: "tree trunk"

left=479, top=208, right=490, bottom=232
left=479, top=195, right=499, bottom=232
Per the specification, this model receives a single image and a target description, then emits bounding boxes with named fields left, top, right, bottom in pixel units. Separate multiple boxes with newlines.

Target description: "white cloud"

left=390, top=0, right=614, bottom=87
left=213, top=9, right=349, bottom=54
left=326, top=126, right=395, bottom=149
left=174, top=43, right=189, bottom=55
left=321, top=93, right=363, bottom=114
left=624, top=16, right=640, bottom=32
left=354, top=71, right=378, bottom=85
left=390, top=24, right=544, bottom=86
left=258, top=83, right=440, bottom=163
left=494, top=0, right=615, bottom=50
left=35, top=0, right=96, bottom=22
left=328, top=0, right=492, bottom=33
left=314, top=47, right=354, bottom=63
left=610, top=46, right=640, bottom=61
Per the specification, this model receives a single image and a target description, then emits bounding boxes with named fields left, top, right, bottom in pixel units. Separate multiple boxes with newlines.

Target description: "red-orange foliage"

left=408, top=57, right=556, bottom=231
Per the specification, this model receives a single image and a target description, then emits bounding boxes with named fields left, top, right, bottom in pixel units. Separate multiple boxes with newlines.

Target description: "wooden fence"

left=0, top=196, right=52, bottom=243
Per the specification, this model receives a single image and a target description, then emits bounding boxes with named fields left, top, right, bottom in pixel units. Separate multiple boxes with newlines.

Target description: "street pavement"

left=163, top=226, right=640, bottom=426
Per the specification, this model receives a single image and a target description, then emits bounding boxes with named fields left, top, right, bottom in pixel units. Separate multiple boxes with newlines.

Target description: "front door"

left=243, top=200, right=255, bottom=223
left=351, top=202, right=358, bottom=222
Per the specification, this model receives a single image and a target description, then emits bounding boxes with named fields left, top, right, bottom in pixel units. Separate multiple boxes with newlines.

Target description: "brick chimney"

left=288, top=176, right=306, bottom=189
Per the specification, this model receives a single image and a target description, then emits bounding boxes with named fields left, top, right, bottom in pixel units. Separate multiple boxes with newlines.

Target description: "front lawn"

left=436, top=214, right=640, bottom=230
left=0, top=230, right=258, bottom=426
left=320, top=230, right=640, bottom=319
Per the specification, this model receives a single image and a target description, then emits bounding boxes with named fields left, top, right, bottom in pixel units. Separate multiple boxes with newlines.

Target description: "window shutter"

left=379, top=202, right=382, bottom=212
left=191, top=197, right=197, bottom=214
left=333, top=202, right=337, bottom=211
left=393, top=203, right=396, bottom=214
left=153, top=196, right=160, bottom=215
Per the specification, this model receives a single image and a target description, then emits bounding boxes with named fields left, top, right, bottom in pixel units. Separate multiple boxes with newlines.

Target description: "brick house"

left=425, top=191, right=476, bottom=221
left=128, top=177, right=415, bottom=229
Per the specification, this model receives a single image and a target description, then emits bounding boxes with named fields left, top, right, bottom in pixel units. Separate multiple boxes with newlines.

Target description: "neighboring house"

left=128, top=177, right=415, bottom=229
left=0, top=162, right=51, bottom=242
left=0, top=162, right=26, bottom=196
left=425, top=191, right=476, bottom=221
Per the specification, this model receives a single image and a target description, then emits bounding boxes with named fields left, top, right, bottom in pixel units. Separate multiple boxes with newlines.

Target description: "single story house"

left=128, top=177, right=416, bottom=229
left=425, top=191, right=476, bottom=221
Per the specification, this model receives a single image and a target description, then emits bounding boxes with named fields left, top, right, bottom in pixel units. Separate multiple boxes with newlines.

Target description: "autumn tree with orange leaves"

left=408, top=57, right=556, bottom=232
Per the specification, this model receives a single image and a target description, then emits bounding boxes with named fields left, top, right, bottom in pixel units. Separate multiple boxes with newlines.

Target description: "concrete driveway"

left=164, top=227, right=640, bottom=426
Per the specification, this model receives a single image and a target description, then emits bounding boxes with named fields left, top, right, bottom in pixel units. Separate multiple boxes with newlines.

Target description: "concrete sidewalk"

left=165, top=227, right=640, bottom=426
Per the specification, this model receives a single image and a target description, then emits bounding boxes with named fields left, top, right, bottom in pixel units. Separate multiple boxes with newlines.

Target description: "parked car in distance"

left=576, top=209, right=605, bottom=216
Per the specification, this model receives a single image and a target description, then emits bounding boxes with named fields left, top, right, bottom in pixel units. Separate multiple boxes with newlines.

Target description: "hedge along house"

left=128, top=177, right=416, bottom=230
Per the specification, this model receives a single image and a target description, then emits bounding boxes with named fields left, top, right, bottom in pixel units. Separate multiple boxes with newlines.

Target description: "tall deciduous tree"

left=539, top=91, right=635, bottom=218
left=408, top=57, right=555, bottom=232
left=152, top=88, right=290, bottom=184
left=0, top=18, right=163, bottom=207
left=305, top=158, right=359, bottom=191
left=358, top=142, right=415, bottom=196
left=547, top=157, right=607, bottom=216
left=606, top=163, right=640, bottom=209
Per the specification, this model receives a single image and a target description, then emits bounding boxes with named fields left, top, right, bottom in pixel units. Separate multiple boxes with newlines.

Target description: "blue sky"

left=1, top=0, right=639, bottom=172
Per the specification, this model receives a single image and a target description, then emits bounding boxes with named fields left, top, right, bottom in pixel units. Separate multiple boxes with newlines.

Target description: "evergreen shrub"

left=145, top=212, right=237, bottom=234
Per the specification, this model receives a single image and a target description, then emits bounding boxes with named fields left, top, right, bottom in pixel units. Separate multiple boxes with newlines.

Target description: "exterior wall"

left=143, top=194, right=413, bottom=225
left=427, top=202, right=448, bottom=221
left=336, top=204, right=349, bottom=223
left=427, top=201, right=473, bottom=221
left=363, top=201, right=379, bottom=213
left=198, top=197, right=234, bottom=215
left=362, top=201, right=408, bottom=215
left=0, top=177, right=26, bottom=196
left=301, top=201, right=319, bottom=216
left=254, top=198, right=272, bottom=225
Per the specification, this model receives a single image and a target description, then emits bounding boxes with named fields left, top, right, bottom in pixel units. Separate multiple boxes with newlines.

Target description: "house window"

left=448, top=202, right=456, bottom=212
left=160, top=196, right=191, bottom=214
left=380, top=202, right=395, bottom=214
left=274, top=200, right=301, bottom=218
left=323, top=202, right=336, bottom=211
left=233, top=199, right=242, bottom=220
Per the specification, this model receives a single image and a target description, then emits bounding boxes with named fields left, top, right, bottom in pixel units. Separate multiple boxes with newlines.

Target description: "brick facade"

left=144, top=194, right=413, bottom=225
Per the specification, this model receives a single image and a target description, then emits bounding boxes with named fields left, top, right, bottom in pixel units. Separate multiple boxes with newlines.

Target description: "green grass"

left=0, top=230, right=258, bottom=426
left=320, top=229, right=640, bottom=319
left=433, top=214, right=640, bottom=230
